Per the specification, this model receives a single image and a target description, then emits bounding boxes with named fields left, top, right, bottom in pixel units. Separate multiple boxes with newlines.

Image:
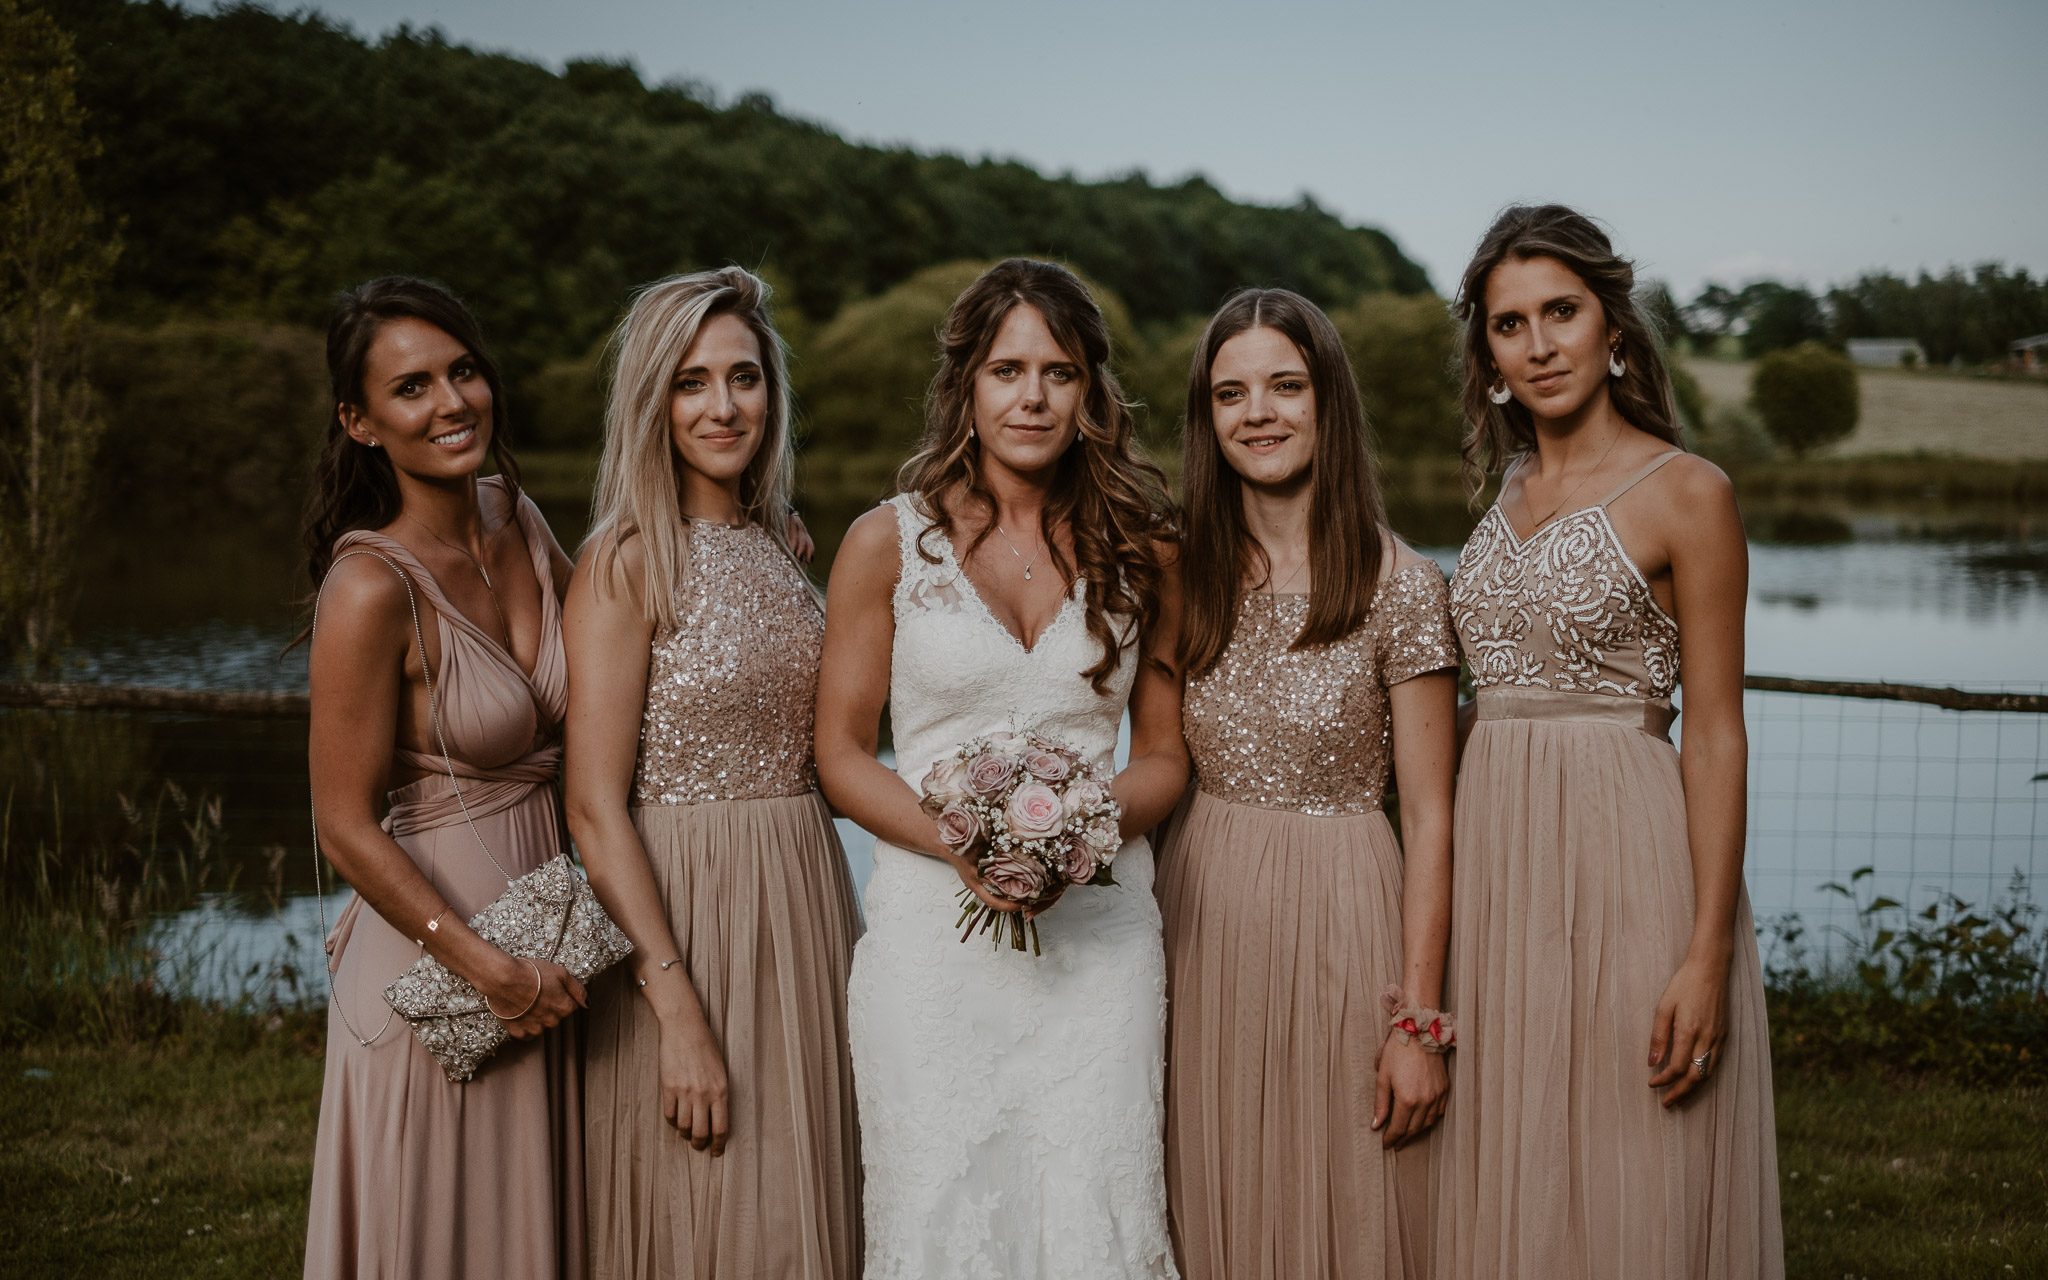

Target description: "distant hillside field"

left=1684, top=359, right=2048, bottom=461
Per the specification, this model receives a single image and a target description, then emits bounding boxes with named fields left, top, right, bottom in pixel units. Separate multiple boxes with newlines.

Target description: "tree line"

left=49, top=0, right=1430, bottom=393
left=1657, top=266, right=2048, bottom=366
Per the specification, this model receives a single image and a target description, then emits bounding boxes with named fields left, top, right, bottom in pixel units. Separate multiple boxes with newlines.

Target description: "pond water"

left=22, top=496, right=2047, bottom=999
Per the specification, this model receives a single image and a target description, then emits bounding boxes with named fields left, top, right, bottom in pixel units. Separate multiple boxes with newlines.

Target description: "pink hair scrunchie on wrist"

left=1381, top=984, right=1456, bottom=1053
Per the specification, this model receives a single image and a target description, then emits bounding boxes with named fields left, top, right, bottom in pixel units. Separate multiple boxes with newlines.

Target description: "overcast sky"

left=276, top=0, right=2046, bottom=299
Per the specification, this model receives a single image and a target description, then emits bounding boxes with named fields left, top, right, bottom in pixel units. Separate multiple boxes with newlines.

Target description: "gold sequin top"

left=631, top=520, right=824, bottom=805
left=1183, top=560, right=1459, bottom=816
left=1449, top=454, right=1682, bottom=700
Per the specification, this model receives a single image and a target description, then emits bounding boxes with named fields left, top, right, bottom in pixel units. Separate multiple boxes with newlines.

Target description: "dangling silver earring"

left=1488, top=379, right=1513, bottom=406
left=1608, top=347, right=1626, bottom=378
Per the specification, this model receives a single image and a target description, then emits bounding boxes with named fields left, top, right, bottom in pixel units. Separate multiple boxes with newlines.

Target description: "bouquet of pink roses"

left=920, top=729, right=1123, bottom=955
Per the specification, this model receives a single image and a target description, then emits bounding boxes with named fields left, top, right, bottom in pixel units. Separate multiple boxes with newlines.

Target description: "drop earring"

left=1608, top=344, right=1626, bottom=378
left=1488, top=379, right=1513, bottom=406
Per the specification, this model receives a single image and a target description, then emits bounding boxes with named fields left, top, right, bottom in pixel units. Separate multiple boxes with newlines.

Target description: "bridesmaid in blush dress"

left=1436, top=205, right=1783, bottom=1280
left=303, top=277, right=587, bottom=1279
left=565, top=268, right=861, bottom=1280
left=1156, top=289, right=1458, bottom=1280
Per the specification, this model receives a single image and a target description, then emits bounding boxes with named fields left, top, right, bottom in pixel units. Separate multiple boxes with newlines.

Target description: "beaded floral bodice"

left=1184, top=561, right=1458, bottom=816
left=1450, top=459, right=1682, bottom=701
left=631, top=521, right=823, bottom=805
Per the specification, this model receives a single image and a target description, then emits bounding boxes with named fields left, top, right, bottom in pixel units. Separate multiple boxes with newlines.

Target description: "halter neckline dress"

left=1437, top=453, right=1784, bottom=1280
left=305, top=478, right=586, bottom=1280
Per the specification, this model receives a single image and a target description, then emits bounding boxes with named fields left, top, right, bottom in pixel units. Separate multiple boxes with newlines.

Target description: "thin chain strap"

left=307, top=548, right=517, bottom=1047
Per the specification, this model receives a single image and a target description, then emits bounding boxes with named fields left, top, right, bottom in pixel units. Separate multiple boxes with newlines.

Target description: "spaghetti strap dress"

left=582, top=519, right=863, bottom=1280
left=1436, top=453, right=1784, bottom=1280
left=305, top=479, right=586, bottom=1280
left=1155, top=556, right=1459, bottom=1280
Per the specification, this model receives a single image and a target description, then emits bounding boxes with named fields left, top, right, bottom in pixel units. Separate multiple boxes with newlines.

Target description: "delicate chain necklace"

left=408, top=511, right=513, bottom=646
left=1263, top=548, right=1309, bottom=595
left=994, top=522, right=1044, bottom=581
left=1522, top=425, right=1622, bottom=532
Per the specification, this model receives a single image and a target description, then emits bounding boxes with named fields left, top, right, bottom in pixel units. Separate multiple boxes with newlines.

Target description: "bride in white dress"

left=816, top=258, right=1189, bottom=1279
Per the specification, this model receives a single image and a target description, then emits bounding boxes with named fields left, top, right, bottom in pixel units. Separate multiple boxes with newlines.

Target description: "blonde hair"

left=586, top=266, right=798, bottom=630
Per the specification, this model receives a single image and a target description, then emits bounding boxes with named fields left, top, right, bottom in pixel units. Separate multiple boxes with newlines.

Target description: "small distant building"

left=1846, top=338, right=1927, bottom=367
left=2011, top=333, right=2048, bottom=371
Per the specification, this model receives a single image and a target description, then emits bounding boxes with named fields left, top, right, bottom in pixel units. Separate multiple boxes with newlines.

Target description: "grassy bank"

left=1, top=1037, right=323, bottom=1276
left=2, top=1039, right=2039, bottom=1278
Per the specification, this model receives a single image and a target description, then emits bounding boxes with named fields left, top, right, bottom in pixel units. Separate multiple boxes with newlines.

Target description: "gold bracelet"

left=635, top=956, right=684, bottom=989
left=485, top=957, right=543, bottom=1021
left=414, top=906, right=454, bottom=947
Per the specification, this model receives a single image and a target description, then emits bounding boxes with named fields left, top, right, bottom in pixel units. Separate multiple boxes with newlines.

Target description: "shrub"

left=91, top=320, right=327, bottom=519
left=1763, top=867, right=2048, bottom=1086
left=1330, top=293, right=1462, bottom=459
left=1750, top=341, right=1860, bottom=457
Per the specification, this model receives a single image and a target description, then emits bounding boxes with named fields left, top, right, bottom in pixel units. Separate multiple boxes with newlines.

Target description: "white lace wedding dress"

left=847, top=494, right=1177, bottom=1279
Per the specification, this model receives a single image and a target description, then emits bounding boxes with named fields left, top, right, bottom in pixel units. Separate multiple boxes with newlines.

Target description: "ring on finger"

left=1690, top=1049, right=1713, bottom=1078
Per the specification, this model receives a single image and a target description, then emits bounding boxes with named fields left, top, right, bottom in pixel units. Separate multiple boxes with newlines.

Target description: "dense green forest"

left=50, top=1, right=1429, bottom=387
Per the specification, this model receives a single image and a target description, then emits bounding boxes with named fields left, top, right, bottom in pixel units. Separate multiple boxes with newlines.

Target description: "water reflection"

left=29, top=491, right=2048, bottom=996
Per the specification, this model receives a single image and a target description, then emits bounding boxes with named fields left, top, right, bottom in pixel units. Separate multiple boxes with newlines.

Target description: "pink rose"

left=921, top=755, right=973, bottom=811
left=1022, top=748, right=1070, bottom=783
left=966, top=750, right=1018, bottom=797
left=1061, top=778, right=1106, bottom=819
left=980, top=852, right=1048, bottom=902
left=1004, top=781, right=1067, bottom=839
left=933, top=801, right=983, bottom=851
left=1060, top=836, right=1099, bottom=885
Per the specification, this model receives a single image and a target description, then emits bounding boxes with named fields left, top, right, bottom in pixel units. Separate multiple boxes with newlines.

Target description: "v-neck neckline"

left=409, top=490, right=552, bottom=688
left=930, top=520, right=1080, bottom=657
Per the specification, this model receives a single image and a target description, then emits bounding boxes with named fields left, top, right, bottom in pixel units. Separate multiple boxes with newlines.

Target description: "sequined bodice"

left=1183, top=561, right=1458, bottom=816
left=632, top=522, right=823, bottom=805
left=1450, top=477, right=1680, bottom=701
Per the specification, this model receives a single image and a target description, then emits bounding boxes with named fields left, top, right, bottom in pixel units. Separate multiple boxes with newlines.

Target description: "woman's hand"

left=1373, top=1036, right=1449, bottom=1148
left=787, top=511, right=815, bottom=564
left=659, top=1008, right=731, bottom=1155
left=480, top=954, right=586, bottom=1039
left=1648, top=953, right=1731, bottom=1106
left=947, top=851, right=1028, bottom=916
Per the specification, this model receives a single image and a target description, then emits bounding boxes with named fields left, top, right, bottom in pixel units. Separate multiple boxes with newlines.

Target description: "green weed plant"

left=1764, top=867, right=2048, bottom=1085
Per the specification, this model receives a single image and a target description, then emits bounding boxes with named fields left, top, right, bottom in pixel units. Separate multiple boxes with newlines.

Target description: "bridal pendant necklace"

left=1524, top=424, right=1621, bottom=532
left=994, top=521, right=1044, bottom=581
left=410, top=511, right=512, bottom=646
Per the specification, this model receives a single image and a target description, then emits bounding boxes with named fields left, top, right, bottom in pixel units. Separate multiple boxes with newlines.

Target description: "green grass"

left=1774, top=1077, right=2047, bottom=1277
left=2, top=1040, right=2041, bottom=1278
left=1, top=1037, right=322, bottom=1277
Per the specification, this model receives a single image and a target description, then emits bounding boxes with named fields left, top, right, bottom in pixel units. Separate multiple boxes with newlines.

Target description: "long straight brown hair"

left=1454, top=204, right=1684, bottom=495
left=1178, top=288, right=1388, bottom=680
left=896, top=258, right=1173, bottom=695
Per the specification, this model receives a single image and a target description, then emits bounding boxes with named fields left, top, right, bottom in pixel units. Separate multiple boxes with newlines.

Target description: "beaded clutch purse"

left=383, top=853, right=631, bottom=1082
left=310, top=549, right=632, bottom=1083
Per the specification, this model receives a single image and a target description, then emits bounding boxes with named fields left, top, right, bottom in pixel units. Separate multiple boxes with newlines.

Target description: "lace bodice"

left=1450, top=453, right=1683, bottom=700
left=1184, top=562, right=1458, bottom=816
left=885, top=493, right=1136, bottom=780
left=631, top=521, right=823, bottom=805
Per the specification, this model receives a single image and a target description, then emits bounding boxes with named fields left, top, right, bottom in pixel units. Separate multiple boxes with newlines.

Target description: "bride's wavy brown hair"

left=1454, top=204, right=1684, bottom=497
left=896, top=258, right=1174, bottom=694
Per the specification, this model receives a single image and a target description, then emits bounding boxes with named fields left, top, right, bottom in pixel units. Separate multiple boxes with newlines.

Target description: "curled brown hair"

left=1453, top=204, right=1683, bottom=495
left=896, top=258, right=1173, bottom=694
left=300, top=276, right=521, bottom=590
left=1177, top=288, right=1388, bottom=679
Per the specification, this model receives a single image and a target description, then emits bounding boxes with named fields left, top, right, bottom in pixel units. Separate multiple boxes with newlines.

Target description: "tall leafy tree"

left=0, top=0, right=122, bottom=676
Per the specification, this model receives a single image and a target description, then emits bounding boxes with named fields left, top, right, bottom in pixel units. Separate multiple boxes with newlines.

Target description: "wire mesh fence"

left=5, top=676, right=2047, bottom=991
left=1740, top=682, right=2047, bottom=954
